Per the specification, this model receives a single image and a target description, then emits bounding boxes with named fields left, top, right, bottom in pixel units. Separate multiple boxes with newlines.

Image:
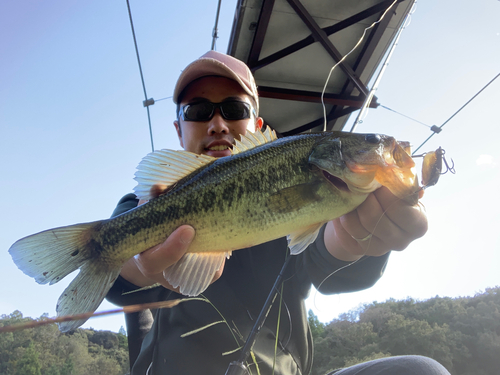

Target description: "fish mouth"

left=391, top=140, right=415, bottom=169
left=322, top=170, right=350, bottom=191
left=374, top=139, right=421, bottom=204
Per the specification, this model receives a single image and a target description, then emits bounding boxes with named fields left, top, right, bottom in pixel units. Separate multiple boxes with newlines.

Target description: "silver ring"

left=352, top=233, right=373, bottom=242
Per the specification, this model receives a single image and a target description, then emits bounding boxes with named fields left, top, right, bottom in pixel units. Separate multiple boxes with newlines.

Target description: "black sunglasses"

left=179, top=100, right=255, bottom=122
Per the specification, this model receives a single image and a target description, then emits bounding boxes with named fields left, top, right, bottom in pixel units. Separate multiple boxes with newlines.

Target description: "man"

left=107, top=51, right=449, bottom=375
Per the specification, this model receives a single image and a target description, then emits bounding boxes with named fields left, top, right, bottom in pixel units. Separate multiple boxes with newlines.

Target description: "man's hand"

left=119, top=194, right=226, bottom=292
left=120, top=225, right=226, bottom=292
left=324, top=186, right=428, bottom=262
left=119, top=225, right=194, bottom=290
left=118, top=225, right=190, bottom=290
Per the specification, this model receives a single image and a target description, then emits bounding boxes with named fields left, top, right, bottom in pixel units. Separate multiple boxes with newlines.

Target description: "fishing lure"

left=418, top=147, right=455, bottom=188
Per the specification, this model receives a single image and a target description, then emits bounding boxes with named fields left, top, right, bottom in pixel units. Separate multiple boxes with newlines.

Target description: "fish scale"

left=102, top=135, right=314, bottom=257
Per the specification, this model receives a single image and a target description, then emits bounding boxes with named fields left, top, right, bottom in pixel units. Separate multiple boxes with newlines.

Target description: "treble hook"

left=438, top=148, right=456, bottom=175
left=418, top=147, right=455, bottom=188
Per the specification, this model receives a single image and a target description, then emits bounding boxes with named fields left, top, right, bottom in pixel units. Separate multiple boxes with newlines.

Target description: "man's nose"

left=207, top=110, right=229, bottom=134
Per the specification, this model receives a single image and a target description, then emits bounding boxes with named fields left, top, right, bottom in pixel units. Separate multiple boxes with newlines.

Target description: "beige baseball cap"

left=173, top=51, right=259, bottom=112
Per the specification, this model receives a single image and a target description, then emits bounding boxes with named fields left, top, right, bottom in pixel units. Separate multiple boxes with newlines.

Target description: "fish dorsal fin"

left=134, top=150, right=215, bottom=201
left=232, top=127, right=278, bottom=155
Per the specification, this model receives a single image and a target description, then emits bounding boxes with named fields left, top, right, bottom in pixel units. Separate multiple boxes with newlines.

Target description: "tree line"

left=309, top=286, right=500, bottom=375
left=0, top=311, right=128, bottom=375
left=1, top=287, right=499, bottom=375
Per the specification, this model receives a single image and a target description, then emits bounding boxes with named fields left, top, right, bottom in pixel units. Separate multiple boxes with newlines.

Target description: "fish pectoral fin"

left=287, top=222, right=325, bottom=255
left=267, top=182, right=323, bottom=214
left=57, top=263, right=121, bottom=332
left=134, top=149, right=215, bottom=201
left=163, top=252, right=231, bottom=296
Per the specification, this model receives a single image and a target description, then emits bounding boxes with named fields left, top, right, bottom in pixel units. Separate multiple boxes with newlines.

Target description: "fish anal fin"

left=163, top=252, right=231, bottom=296
left=134, top=150, right=215, bottom=201
left=57, top=263, right=121, bottom=332
left=267, top=182, right=323, bottom=214
left=287, top=222, right=325, bottom=255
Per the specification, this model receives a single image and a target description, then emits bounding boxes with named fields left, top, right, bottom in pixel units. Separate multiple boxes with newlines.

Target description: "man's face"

left=174, top=76, right=263, bottom=157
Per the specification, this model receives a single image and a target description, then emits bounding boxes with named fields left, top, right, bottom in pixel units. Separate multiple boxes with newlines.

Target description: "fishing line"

left=225, top=253, right=292, bottom=375
left=412, top=71, right=500, bottom=155
left=272, top=284, right=293, bottom=349
left=312, top=190, right=420, bottom=311
left=313, top=0, right=417, bottom=313
left=313, top=224, right=373, bottom=307
left=380, top=105, right=431, bottom=128
left=272, top=283, right=284, bottom=374
left=350, top=2, right=416, bottom=132
left=320, top=0, right=399, bottom=132
left=312, top=208, right=386, bottom=310
left=153, top=96, right=172, bottom=102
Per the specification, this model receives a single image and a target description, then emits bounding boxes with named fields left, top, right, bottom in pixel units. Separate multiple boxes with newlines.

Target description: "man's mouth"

left=204, top=140, right=234, bottom=157
left=207, top=145, right=232, bottom=151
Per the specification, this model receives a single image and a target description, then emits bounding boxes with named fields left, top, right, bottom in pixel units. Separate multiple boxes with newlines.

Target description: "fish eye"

left=365, top=134, right=381, bottom=144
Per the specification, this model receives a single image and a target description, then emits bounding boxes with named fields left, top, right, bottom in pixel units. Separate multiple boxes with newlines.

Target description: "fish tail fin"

left=9, top=221, right=120, bottom=331
left=9, top=222, right=100, bottom=285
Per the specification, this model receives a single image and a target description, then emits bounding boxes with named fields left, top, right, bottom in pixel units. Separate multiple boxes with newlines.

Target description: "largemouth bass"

left=9, top=128, right=420, bottom=331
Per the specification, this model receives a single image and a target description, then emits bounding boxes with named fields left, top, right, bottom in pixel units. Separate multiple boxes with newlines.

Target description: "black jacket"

left=106, top=193, right=389, bottom=375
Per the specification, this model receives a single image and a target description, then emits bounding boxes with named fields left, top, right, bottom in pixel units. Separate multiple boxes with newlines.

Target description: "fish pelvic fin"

left=163, top=252, right=231, bottom=296
left=232, top=127, right=278, bottom=155
left=134, top=149, right=215, bottom=201
left=57, top=262, right=121, bottom=332
left=287, top=222, right=325, bottom=255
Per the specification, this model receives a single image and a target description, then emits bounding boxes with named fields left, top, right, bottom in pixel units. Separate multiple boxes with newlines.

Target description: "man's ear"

left=255, top=117, right=264, bottom=130
left=174, top=120, right=184, bottom=148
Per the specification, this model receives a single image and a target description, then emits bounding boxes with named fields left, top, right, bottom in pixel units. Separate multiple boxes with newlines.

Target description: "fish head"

left=309, top=132, right=421, bottom=205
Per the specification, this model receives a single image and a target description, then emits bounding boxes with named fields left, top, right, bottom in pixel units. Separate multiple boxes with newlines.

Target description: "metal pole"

left=350, top=3, right=414, bottom=132
left=211, top=0, right=223, bottom=50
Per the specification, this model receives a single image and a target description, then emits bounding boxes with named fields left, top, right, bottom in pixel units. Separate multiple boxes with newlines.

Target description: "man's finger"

left=373, top=188, right=428, bottom=238
left=135, top=225, right=195, bottom=276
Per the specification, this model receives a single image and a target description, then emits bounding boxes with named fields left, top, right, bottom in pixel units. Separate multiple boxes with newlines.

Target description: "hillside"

left=1, top=287, right=499, bottom=375
left=309, top=287, right=500, bottom=375
left=0, top=312, right=129, bottom=375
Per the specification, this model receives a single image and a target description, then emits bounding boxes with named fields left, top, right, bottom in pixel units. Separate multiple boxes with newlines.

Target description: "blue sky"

left=1, top=0, right=499, bottom=333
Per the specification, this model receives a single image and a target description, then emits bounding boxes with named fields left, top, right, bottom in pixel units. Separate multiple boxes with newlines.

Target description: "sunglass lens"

left=182, top=101, right=251, bottom=121
left=184, top=102, right=214, bottom=121
left=221, top=102, right=250, bottom=120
